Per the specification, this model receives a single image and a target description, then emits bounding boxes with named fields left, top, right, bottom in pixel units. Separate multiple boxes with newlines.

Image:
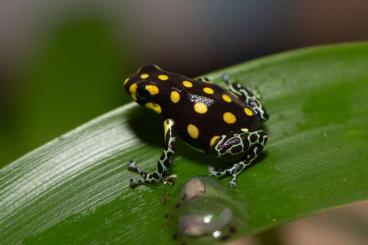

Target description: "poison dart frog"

left=123, top=64, right=269, bottom=187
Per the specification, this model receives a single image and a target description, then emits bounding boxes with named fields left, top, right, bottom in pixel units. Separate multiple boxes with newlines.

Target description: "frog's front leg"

left=209, top=129, right=268, bottom=187
left=128, top=119, right=176, bottom=188
left=222, top=74, right=269, bottom=121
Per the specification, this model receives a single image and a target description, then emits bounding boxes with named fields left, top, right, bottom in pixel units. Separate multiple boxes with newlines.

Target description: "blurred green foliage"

left=0, top=15, right=134, bottom=167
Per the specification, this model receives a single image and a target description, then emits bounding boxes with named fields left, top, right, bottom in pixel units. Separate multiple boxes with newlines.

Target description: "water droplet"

left=173, top=177, right=245, bottom=242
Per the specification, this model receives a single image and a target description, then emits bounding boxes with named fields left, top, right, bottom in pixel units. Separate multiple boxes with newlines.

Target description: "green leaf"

left=1, top=43, right=368, bottom=244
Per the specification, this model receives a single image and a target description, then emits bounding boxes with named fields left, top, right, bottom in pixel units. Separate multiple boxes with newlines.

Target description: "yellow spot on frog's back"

left=123, top=78, right=129, bottom=85
left=170, top=91, right=180, bottom=103
left=182, top=80, right=193, bottom=88
left=244, top=107, right=254, bottom=116
left=241, top=128, right=249, bottom=133
left=222, top=94, right=232, bottom=103
left=163, top=119, right=172, bottom=142
left=194, top=102, right=208, bottom=114
left=223, top=112, right=236, bottom=124
left=210, top=136, right=219, bottom=147
left=129, top=83, right=138, bottom=100
left=145, top=102, right=162, bottom=114
left=158, top=74, right=169, bottom=80
left=129, top=83, right=137, bottom=94
left=187, top=124, right=199, bottom=139
left=203, top=87, right=214, bottom=94
left=145, top=85, right=159, bottom=95
left=140, top=73, right=149, bottom=79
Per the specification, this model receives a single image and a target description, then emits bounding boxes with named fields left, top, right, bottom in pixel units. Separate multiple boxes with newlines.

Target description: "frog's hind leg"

left=222, top=74, right=269, bottom=121
left=208, top=129, right=268, bottom=187
left=128, top=119, right=176, bottom=188
left=222, top=74, right=259, bottom=100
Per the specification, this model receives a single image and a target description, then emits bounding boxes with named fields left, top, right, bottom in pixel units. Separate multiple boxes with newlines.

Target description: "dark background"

left=1, top=0, right=368, bottom=166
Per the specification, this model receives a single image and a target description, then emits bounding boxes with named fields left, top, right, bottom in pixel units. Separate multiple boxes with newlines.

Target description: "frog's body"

left=123, top=64, right=269, bottom=187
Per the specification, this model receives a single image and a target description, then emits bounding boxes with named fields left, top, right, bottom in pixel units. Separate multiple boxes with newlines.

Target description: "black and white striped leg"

left=222, top=74, right=269, bottom=121
left=209, top=129, right=268, bottom=187
left=129, top=119, right=176, bottom=188
left=222, top=74, right=260, bottom=100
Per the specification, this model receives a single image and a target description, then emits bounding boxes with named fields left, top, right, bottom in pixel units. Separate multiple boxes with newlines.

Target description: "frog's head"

left=123, top=64, right=171, bottom=114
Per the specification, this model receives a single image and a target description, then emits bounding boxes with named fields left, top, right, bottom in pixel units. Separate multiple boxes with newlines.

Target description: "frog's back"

left=123, top=64, right=261, bottom=153
left=164, top=77, right=261, bottom=153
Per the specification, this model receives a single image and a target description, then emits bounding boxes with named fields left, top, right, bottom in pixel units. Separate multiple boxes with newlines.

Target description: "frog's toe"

left=127, top=160, right=137, bottom=171
left=253, top=90, right=261, bottom=99
left=229, top=180, right=237, bottom=188
left=229, top=178, right=237, bottom=188
left=130, top=177, right=144, bottom=188
left=163, top=174, right=177, bottom=185
left=222, top=74, right=232, bottom=85
left=229, top=174, right=238, bottom=187
left=208, top=166, right=220, bottom=176
left=128, top=161, right=147, bottom=177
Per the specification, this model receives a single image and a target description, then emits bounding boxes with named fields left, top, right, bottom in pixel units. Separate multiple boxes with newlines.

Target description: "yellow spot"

left=145, top=102, right=162, bottom=114
left=163, top=119, right=173, bottom=142
left=241, top=128, right=249, bottom=133
left=222, top=94, right=232, bottom=103
left=210, top=136, right=219, bottom=147
left=194, top=102, right=208, bottom=114
left=203, top=87, right=214, bottom=94
left=182, top=80, right=193, bottom=88
left=145, top=85, right=159, bottom=95
left=140, top=73, right=149, bottom=79
left=158, top=74, right=169, bottom=80
left=123, top=78, right=129, bottom=85
left=187, top=124, right=199, bottom=139
left=244, top=107, right=254, bottom=116
left=129, top=83, right=137, bottom=94
left=223, top=112, right=236, bottom=124
left=129, top=83, right=138, bottom=100
left=170, top=91, right=180, bottom=103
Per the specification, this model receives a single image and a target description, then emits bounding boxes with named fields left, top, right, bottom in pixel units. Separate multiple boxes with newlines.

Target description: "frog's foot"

left=163, top=174, right=177, bottom=185
left=208, top=161, right=251, bottom=187
left=208, top=166, right=223, bottom=176
left=209, top=130, right=268, bottom=187
left=222, top=74, right=233, bottom=86
left=222, top=74, right=258, bottom=95
left=128, top=160, right=163, bottom=188
left=128, top=160, right=147, bottom=177
left=129, top=176, right=144, bottom=188
left=128, top=160, right=147, bottom=188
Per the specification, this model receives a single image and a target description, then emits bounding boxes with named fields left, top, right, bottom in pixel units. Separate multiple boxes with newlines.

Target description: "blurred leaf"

left=0, top=14, right=134, bottom=167
left=1, top=43, right=368, bottom=244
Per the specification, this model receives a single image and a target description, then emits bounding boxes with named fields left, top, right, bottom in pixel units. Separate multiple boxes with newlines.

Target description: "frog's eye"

left=136, top=87, right=151, bottom=101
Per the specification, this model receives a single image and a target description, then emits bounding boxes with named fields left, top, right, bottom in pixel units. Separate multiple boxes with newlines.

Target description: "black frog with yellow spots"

left=123, top=64, right=269, bottom=187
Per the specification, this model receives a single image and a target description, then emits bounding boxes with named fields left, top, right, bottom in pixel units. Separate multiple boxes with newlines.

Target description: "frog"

left=123, top=64, right=269, bottom=187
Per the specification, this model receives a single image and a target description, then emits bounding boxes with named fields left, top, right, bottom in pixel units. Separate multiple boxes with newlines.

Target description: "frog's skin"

left=123, top=64, right=269, bottom=187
